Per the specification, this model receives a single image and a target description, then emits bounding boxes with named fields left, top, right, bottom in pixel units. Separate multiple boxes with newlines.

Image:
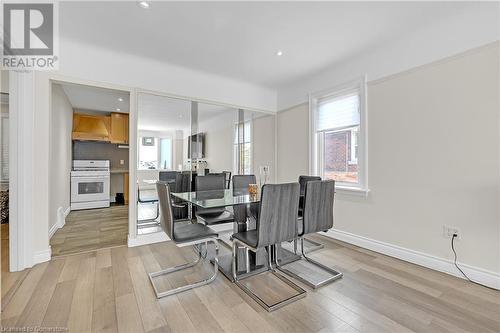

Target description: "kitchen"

left=49, top=82, right=130, bottom=256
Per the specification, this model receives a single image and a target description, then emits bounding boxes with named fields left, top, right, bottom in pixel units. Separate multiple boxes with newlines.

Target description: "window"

left=138, top=136, right=173, bottom=170
left=310, top=77, right=367, bottom=192
left=233, top=121, right=252, bottom=175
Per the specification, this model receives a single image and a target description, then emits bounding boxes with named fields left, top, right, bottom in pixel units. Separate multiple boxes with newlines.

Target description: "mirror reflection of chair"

left=195, top=174, right=234, bottom=225
left=232, top=175, right=257, bottom=226
left=137, top=185, right=160, bottom=225
left=209, top=171, right=232, bottom=189
left=222, top=171, right=232, bottom=189
left=171, top=172, right=191, bottom=221
left=159, top=171, right=179, bottom=183
left=278, top=180, right=343, bottom=289
left=148, top=182, right=220, bottom=298
left=231, top=183, right=306, bottom=311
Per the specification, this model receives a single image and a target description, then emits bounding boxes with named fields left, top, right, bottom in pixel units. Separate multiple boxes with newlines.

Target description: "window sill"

left=336, top=186, right=370, bottom=197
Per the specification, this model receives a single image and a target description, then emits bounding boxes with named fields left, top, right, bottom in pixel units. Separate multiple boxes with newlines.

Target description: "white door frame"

left=8, top=71, right=136, bottom=271
left=9, top=71, right=35, bottom=271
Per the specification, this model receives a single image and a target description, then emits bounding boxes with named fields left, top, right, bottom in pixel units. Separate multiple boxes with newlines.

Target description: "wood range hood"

left=72, top=112, right=129, bottom=144
left=72, top=113, right=111, bottom=142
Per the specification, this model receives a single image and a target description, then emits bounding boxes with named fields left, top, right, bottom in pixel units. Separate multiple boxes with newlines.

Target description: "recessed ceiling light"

left=116, top=108, right=121, bottom=111
left=118, top=97, right=123, bottom=102
left=138, top=1, right=150, bottom=9
left=276, top=50, right=283, bottom=56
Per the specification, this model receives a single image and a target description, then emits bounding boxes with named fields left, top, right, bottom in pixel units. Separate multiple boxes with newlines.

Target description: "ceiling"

left=60, top=83, right=130, bottom=113
left=137, top=93, right=243, bottom=132
left=60, top=1, right=474, bottom=88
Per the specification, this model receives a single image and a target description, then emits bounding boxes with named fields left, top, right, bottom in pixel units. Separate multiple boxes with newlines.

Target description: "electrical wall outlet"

left=443, top=225, right=461, bottom=239
left=120, top=160, right=124, bottom=165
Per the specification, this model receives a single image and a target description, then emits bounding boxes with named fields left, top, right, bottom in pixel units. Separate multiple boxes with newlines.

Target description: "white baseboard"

left=128, top=231, right=169, bottom=247
left=48, top=223, right=58, bottom=239
left=33, top=247, right=51, bottom=265
left=49, top=206, right=70, bottom=239
left=325, top=229, right=500, bottom=290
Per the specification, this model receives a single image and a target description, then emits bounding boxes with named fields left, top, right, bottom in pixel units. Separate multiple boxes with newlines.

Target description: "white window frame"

left=233, top=120, right=253, bottom=175
left=309, top=76, right=369, bottom=196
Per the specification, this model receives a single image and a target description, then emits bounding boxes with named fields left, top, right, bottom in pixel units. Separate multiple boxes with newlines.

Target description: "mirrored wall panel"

left=136, top=92, right=276, bottom=235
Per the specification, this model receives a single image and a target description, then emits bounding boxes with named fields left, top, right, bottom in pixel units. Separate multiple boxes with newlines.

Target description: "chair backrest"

left=232, top=175, right=257, bottom=192
left=159, top=171, right=179, bottom=182
left=174, top=172, right=191, bottom=193
left=222, top=171, right=232, bottom=189
left=302, top=180, right=335, bottom=235
left=196, top=174, right=225, bottom=191
left=257, top=183, right=300, bottom=247
left=298, top=175, right=321, bottom=196
left=156, top=181, right=175, bottom=240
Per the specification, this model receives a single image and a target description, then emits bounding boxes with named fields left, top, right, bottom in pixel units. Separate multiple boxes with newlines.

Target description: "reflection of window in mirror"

left=233, top=121, right=252, bottom=175
left=138, top=136, right=173, bottom=170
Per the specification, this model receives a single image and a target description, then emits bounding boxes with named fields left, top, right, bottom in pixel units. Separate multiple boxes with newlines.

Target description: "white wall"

left=1, top=71, right=9, bottom=94
left=198, top=110, right=235, bottom=173
left=277, top=103, right=309, bottom=183
left=61, top=38, right=276, bottom=112
left=277, top=44, right=500, bottom=278
left=253, top=114, right=277, bottom=183
left=278, top=3, right=500, bottom=110
left=48, top=84, right=73, bottom=235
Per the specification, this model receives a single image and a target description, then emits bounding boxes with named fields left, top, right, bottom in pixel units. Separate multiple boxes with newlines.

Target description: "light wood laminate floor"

left=50, top=205, right=129, bottom=257
left=2, top=233, right=499, bottom=332
left=1, top=224, right=29, bottom=313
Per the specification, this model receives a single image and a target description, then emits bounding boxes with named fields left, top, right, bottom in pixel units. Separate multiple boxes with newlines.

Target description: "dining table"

left=171, top=188, right=301, bottom=281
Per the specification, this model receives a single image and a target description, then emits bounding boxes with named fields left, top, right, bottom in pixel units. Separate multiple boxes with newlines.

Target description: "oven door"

left=71, top=175, right=110, bottom=203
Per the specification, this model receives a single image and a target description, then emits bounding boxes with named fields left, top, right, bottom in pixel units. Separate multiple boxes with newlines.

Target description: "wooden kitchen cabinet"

left=110, top=112, right=129, bottom=144
left=124, top=172, right=129, bottom=204
left=72, top=113, right=111, bottom=141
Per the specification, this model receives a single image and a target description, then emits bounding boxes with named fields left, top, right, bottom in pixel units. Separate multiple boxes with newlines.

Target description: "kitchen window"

left=310, top=77, right=368, bottom=194
left=138, top=136, right=173, bottom=170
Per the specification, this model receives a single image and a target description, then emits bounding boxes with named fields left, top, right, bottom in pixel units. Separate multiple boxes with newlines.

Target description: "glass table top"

left=171, top=189, right=260, bottom=209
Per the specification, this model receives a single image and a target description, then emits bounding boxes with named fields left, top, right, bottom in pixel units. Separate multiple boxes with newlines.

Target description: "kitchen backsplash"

left=73, top=141, right=129, bottom=170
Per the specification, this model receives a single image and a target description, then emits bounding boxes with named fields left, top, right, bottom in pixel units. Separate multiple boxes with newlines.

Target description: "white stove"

left=71, top=160, right=111, bottom=210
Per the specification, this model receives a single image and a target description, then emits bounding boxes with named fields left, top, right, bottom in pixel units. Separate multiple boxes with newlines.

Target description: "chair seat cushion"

left=173, top=223, right=218, bottom=243
left=232, top=230, right=258, bottom=248
left=196, top=210, right=234, bottom=225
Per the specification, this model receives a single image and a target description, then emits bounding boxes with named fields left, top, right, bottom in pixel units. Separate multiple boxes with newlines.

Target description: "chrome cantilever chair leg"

left=278, top=237, right=342, bottom=289
left=232, top=242, right=306, bottom=312
left=148, top=239, right=219, bottom=298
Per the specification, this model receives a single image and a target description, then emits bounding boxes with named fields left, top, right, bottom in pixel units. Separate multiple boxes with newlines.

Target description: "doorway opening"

left=49, top=81, right=131, bottom=257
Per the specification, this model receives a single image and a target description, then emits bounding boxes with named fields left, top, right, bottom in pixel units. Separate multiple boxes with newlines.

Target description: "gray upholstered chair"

left=231, top=183, right=306, bottom=311
left=148, top=182, right=219, bottom=299
left=232, top=175, right=257, bottom=193
left=171, top=172, right=191, bottom=220
left=159, top=171, right=179, bottom=183
left=279, top=180, right=342, bottom=288
left=209, top=171, right=232, bottom=189
left=222, top=171, right=232, bottom=189
left=293, top=175, right=324, bottom=253
left=232, top=175, right=257, bottom=226
left=195, top=174, right=234, bottom=225
left=298, top=175, right=321, bottom=217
